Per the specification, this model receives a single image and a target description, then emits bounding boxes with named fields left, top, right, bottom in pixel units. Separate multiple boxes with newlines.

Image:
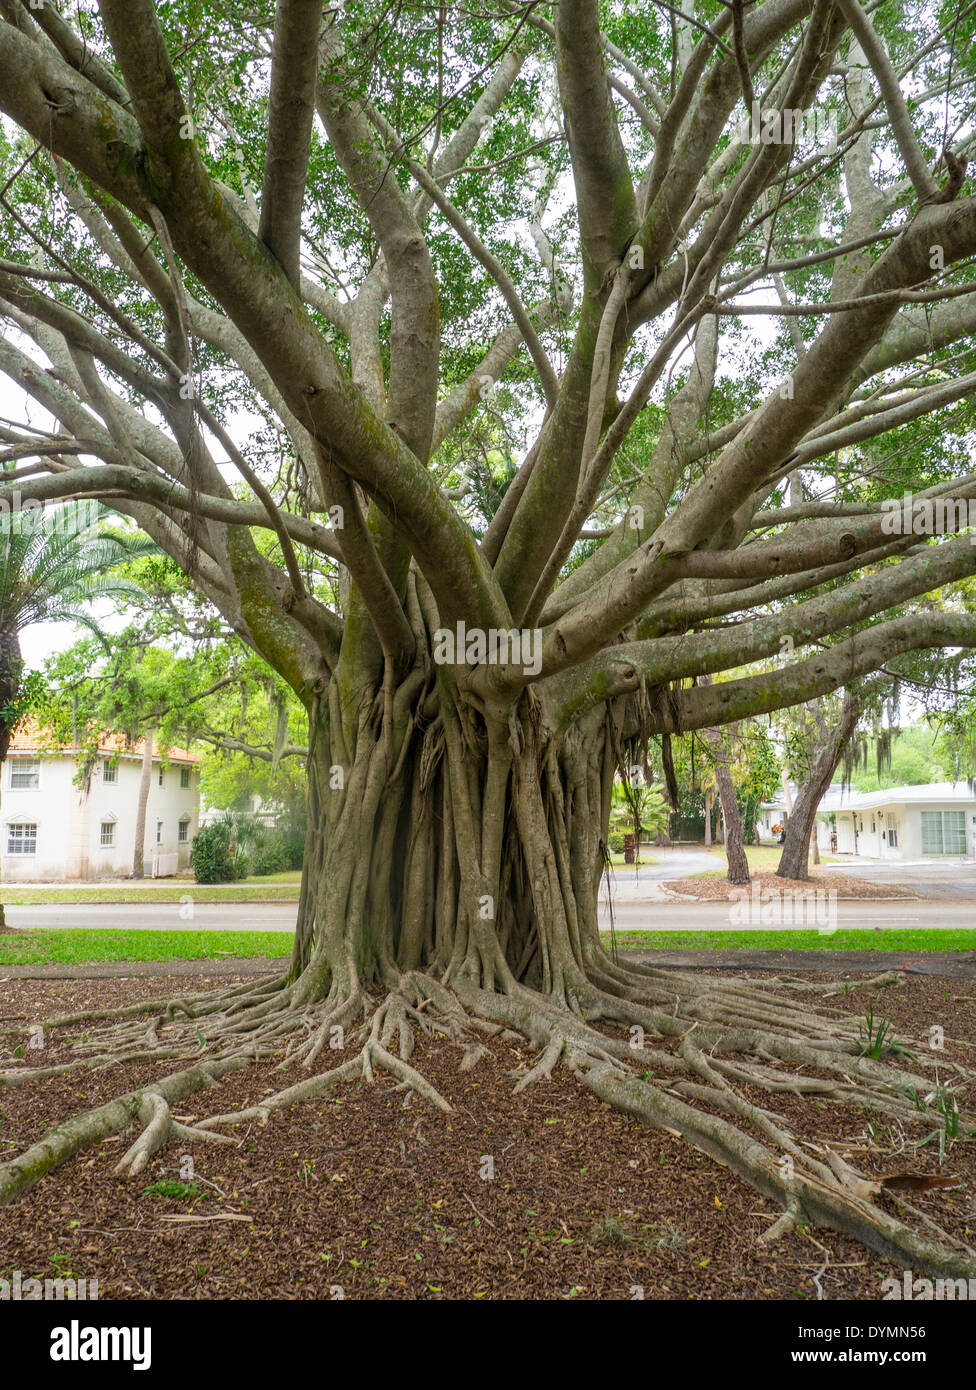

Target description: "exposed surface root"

left=2, top=962, right=974, bottom=1279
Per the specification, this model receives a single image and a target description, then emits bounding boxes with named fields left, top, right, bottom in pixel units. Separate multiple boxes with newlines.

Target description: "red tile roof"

left=8, top=720, right=200, bottom=763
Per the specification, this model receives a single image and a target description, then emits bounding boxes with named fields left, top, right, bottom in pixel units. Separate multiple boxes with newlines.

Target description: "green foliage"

left=142, top=1179, right=200, bottom=1201
left=190, top=821, right=247, bottom=884
left=611, top=777, right=668, bottom=842
left=0, top=668, right=46, bottom=739
left=245, top=821, right=305, bottom=876
left=0, top=505, right=154, bottom=747
left=848, top=724, right=945, bottom=791
left=0, top=506, right=153, bottom=638
left=857, top=1004, right=914, bottom=1061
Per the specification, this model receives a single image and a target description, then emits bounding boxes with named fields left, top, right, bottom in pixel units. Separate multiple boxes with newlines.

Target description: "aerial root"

left=195, top=994, right=454, bottom=1131
left=580, top=1059, right=976, bottom=1280
left=459, top=1042, right=489, bottom=1071
left=764, top=970, right=908, bottom=994
left=758, top=1203, right=803, bottom=1246
left=0, top=1055, right=252, bottom=1205
left=3, top=964, right=975, bottom=1280
left=454, top=976, right=976, bottom=1280
left=113, top=1093, right=239, bottom=1177
left=513, top=1034, right=566, bottom=1091
left=0, top=976, right=287, bottom=1045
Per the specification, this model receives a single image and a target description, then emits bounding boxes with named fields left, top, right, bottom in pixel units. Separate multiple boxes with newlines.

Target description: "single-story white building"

left=760, top=782, right=976, bottom=861
left=1, top=726, right=201, bottom=881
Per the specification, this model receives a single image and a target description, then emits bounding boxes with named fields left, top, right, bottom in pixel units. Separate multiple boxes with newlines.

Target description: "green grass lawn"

left=687, top=844, right=840, bottom=877
left=1, top=925, right=971, bottom=967
left=0, top=929, right=292, bottom=965
left=0, top=872, right=302, bottom=905
left=602, top=928, right=976, bottom=952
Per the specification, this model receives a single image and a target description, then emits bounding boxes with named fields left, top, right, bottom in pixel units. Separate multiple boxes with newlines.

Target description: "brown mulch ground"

left=2, top=972, right=975, bottom=1300
left=664, top=871, right=919, bottom=900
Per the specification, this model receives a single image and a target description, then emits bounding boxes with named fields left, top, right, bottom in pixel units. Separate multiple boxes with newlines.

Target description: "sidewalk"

left=5, top=948, right=975, bottom=980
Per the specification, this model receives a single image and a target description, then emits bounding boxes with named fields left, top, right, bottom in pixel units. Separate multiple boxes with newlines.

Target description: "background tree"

left=43, top=625, right=309, bottom=874
left=776, top=688, right=863, bottom=880
left=700, top=677, right=752, bottom=885
left=0, top=503, right=150, bottom=911
left=611, top=769, right=668, bottom=861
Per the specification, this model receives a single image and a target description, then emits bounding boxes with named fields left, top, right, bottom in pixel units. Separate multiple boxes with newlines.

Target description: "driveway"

left=825, top=859, right=976, bottom=900
left=602, top=846, right=717, bottom=902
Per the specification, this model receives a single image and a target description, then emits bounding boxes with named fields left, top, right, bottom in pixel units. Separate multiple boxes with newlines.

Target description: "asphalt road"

left=6, top=898, right=974, bottom=933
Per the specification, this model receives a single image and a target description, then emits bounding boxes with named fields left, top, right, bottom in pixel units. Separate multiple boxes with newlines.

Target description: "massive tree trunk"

left=777, top=693, right=860, bottom=881
left=284, top=642, right=618, bottom=1011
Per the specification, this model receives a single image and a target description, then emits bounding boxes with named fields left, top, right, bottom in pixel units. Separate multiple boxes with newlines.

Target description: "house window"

left=10, top=759, right=40, bottom=789
left=158, top=768, right=164, bottom=786
left=180, top=766, right=191, bottom=789
left=7, top=822, right=37, bottom=855
left=178, top=818, right=190, bottom=843
left=103, top=760, right=118, bottom=784
left=921, top=810, right=967, bottom=855
left=100, top=821, right=115, bottom=847
left=887, top=814, right=898, bottom=849
left=156, top=820, right=164, bottom=844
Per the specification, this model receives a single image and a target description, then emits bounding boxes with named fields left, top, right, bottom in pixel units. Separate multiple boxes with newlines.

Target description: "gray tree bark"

left=132, top=729, right=154, bottom=881
left=777, top=693, right=860, bottom=881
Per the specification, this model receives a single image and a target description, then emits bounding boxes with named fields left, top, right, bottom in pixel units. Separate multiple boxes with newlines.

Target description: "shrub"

left=278, top=825, right=306, bottom=871
left=190, top=821, right=245, bottom=883
left=250, top=839, right=291, bottom=877
left=607, top=831, right=625, bottom=854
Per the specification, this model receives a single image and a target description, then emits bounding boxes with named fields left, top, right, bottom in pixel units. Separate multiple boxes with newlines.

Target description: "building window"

left=7, top=822, right=37, bottom=855
left=178, top=818, right=190, bottom=842
left=100, top=821, right=115, bottom=847
left=103, top=760, right=118, bottom=784
left=180, top=766, right=191, bottom=789
left=10, top=759, right=40, bottom=790
left=158, top=768, right=164, bottom=786
left=887, top=814, right=898, bottom=849
left=921, top=810, right=967, bottom=855
left=156, top=821, right=164, bottom=844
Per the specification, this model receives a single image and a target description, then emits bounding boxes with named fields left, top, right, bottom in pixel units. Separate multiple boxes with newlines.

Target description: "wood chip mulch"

left=2, top=973, right=975, bottom=1300
left=664, top=871, right=919, bottom=900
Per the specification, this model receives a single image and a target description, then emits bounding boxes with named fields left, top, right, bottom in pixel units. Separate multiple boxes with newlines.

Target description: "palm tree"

left=0, top=504, right=153, bottom=924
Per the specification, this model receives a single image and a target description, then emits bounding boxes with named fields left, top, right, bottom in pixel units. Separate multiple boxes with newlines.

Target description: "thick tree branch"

left=833, top=0, right=939, bottom=204
left=258, top=0, right=322, bottom=289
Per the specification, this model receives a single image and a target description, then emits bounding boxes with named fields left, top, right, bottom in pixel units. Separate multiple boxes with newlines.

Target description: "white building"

left=1, top=727, right=201, bottom=881
left=760, top=782, right=976, bottom=861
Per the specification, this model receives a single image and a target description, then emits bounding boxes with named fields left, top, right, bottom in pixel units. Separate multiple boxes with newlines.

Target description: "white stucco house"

left=1, top=726, right=201, bottom=881
left=760, top=782, right=976, bottom=861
